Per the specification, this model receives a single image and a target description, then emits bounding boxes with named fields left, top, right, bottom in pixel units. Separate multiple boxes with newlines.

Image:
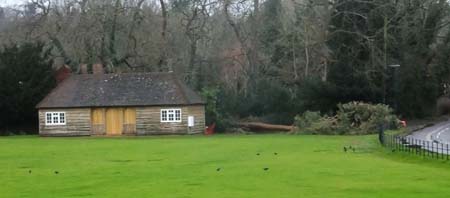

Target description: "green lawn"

left=1, top=134, right=450, bottom=198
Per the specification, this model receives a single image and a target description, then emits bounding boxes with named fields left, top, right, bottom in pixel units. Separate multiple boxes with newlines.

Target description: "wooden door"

left=123, top=108, right=136, bottom=135
left=106, top=108, right=124, bottom=135
left=91, top=108, right=106, bottom=135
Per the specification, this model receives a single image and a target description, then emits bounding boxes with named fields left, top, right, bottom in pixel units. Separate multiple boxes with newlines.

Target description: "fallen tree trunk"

left=238, top=122, right=294, bottom=132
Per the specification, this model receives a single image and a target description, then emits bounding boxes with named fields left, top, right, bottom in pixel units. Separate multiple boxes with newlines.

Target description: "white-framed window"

left=161, top=109, right=182, bottom=123
left=45, top=112, right=66, bottom=126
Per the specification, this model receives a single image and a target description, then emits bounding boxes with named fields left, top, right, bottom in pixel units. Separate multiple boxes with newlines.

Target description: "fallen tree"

left=238, top=122, right=294, bottom=132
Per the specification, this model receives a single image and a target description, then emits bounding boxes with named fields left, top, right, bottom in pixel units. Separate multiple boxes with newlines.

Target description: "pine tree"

left=0, top=42, right=56, bottom=134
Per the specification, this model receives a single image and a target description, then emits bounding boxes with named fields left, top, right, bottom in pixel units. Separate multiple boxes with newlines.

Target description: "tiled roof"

left=36, top=72, right=204, bottom=108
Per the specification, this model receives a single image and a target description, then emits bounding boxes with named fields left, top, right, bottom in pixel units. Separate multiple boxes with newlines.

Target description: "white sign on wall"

left=188, top=116, right=195, bottom=127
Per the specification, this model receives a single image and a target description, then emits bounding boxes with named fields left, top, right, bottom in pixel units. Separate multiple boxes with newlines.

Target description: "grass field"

left=1, top=134, right=450, bottom=198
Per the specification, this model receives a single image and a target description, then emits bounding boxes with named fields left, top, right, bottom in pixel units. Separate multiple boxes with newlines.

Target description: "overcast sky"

left=0, top=0, right=25, bottom=6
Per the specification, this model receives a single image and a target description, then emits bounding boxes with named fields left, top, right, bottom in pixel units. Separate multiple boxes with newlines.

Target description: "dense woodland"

left=1, top=0, right=450, bottom=133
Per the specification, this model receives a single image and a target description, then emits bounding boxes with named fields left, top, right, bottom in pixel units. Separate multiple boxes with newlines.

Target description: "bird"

left=349, top=146, right=353, bottom=149
left=54, top=171, right=59, bottom=174
left=343, top=147, right=348, bottom=152
left=263, top=168, right=269, bottom=171
left=216, top=168, right=221, bottom=172
left=28, top=170, right=31, bottom=174
left=274, top=152, right=278, bottom=155
left=352, top=147, right=356, bottom=152
left=392, top=149, right=396, bottom=153
left=256, top=153, right=260, bottom=156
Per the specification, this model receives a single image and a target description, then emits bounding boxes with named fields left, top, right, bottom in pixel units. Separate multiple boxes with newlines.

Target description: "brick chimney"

left=92, top=63, right=105, bottom=74
left=55, top=65, right=71, bottom=83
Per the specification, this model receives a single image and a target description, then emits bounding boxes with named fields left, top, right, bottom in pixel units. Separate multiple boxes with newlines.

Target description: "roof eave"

left=37, top=103, right=206, bottom=109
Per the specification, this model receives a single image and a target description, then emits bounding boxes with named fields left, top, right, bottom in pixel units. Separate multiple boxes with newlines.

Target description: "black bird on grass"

left=352, top=147, right=356, bottom=152
left=28, top=170, right=31, bottom=174
left=392, top=149, right=396, bottom=153
left=216, top=168, right=221, bottom=172
left=54, top=171, right=59, bottom=174
left=263, top=168, right=269, bottom=171
left=274, top=152, right=278, bottom=155
left=256, top=153, right=260, bottom=156
left=349, top=146, right=353, bottom=149
left=343, top=147, right=348, bottom=152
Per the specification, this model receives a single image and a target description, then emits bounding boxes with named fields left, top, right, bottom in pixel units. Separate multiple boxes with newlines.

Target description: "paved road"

left=406, top=120, right=450, bottom=154
left=407, top=120, right=450, bottom=144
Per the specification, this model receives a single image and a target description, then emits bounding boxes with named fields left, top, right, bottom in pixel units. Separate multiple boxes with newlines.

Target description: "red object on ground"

left=205, top=123, right=216, bottom=135
left=400, top=120, right=407, bottom=128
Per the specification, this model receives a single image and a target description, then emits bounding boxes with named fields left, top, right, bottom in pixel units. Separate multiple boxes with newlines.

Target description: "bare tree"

left=157, top=0, right=168, bottom=71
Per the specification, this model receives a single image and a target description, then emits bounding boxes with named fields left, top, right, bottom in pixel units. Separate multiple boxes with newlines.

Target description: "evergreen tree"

left=0, top=42, right=56, bottom=134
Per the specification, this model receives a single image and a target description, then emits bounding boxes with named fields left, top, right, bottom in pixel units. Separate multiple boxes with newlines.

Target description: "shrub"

left=295, top=111, right=343, bottom=135
left=294, top=111, right=322, bottom=129
left=336, top=102, right=399, bottom=134
left=295, top=102, right=399, bottom=135
left=307, top=116, right=342, bottom=135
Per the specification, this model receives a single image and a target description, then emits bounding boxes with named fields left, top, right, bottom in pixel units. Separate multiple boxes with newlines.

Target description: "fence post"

left=440, top=143, right=442, bottom=160
left=431, top=142, right=434, bottom=158
left=415, top=139, right=418, bottom=155
left=436, top=142, right=438, bottom=159
left=416, top=140, right=422, bottom=156
left=436, top=143, right=439, bottom=159
left=437, top=143, right=439, bottom=159
left=401, top=136, right=403, bottom=151
left=406, top=137, right=409, bottom=153
left=442, top=143, right=444, bottom=160
left=431, top=141, right=433, bottom=158
left=378, top=124, right=385, bottom=146
left=421, top=140, right=425, bottom=157
left=405, top=137, right=408, bottom=153
left=433, top=142, right=436, bottom=159
left=410, top=138, right=413, bottom=153
left=409, top=137, right=411, bottom=153
left=427, top=141, right=433, bottom=158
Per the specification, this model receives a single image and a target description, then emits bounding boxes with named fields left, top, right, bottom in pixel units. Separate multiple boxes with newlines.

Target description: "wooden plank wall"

left=91, top=108, right=106, bottom=135
left=123, top=108, right=136, bottom=135
left=38, top=108, right=91, bottom=136
left=136, top=105, right=205, bottom=135
left=185, top=105, right=206, bottom=134
left=39, top=105, right=204, bottom=136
